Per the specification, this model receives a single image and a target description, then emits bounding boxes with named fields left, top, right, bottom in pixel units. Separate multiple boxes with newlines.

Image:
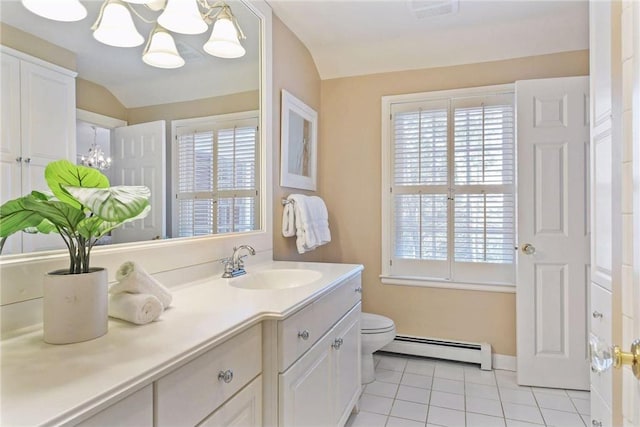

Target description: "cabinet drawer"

left=75, top=385, right=152, bottom=427
left=590, top=282, right=612, bottom=343
left=278, top=273, right=362, bottom=372
left=314, top=274, right=361, bottom=344
left=156, top=324, right=262, bottom=427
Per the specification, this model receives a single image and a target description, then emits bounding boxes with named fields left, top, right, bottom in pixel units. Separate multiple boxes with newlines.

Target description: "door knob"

left=590, top=334, right=640, bottom=379
left=613, top=339, right=640, bottom=379
left=521, top=244, right=536, bottom=255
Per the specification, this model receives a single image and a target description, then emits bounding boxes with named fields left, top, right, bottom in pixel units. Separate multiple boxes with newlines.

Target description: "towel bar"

left=282, top=199, right=293, bottom=206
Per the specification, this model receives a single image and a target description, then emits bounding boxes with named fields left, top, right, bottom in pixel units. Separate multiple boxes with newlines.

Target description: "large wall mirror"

left=0, top=0, right=272, bottom=312
left=0, top=0, right=272, bottom=258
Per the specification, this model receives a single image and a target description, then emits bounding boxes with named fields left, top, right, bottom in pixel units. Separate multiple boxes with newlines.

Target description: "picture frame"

left=280, top=89, right=318, bottom=191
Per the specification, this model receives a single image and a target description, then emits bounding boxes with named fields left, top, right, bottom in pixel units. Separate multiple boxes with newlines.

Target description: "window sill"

left=380, top=275, right=516, bottom=293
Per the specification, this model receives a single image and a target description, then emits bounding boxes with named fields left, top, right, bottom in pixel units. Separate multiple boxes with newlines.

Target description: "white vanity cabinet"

left=0, top=48, right=77, bottom=254
left=277, top=273, right=362, bottom=427
left=75, top=386, right=153, bottom=427
left=155, top=323, right=262, bottom=427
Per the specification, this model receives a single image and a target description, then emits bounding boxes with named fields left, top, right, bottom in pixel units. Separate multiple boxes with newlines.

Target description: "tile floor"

left=346, top=353, right=590, bottom=427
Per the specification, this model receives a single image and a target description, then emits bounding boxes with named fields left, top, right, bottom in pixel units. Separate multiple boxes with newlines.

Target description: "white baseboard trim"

left=492, top=354, right=516, bottom=371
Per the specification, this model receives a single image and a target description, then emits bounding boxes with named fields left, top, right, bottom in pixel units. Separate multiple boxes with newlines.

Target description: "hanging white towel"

left=110, top=261, right=173, bottom=309
left=108, top=293, right=163, bottom=325
left=284, top=194, right=331, bottom=254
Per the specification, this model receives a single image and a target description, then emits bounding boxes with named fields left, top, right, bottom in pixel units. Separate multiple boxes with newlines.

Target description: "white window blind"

left=175, top=115, right=258, bottom=237
left=385, top=89, right=515, bottom=286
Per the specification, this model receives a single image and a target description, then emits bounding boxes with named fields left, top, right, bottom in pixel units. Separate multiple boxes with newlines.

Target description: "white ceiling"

left=0, top=0, right=589, bottom=106
left=0, top=0, right=260, bottom=108
left=267, top=0, right=590, bottom=80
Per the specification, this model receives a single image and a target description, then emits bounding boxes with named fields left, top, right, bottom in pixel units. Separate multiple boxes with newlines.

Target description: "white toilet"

left=361, top=312, right=396, bottom=384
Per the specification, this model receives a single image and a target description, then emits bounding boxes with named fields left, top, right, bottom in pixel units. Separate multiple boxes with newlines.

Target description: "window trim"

left=381, top=84, right=516, bottom=291
left=171, top=110, right=260, bottom=238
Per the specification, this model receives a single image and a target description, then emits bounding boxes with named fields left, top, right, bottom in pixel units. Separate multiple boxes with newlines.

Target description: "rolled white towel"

left=108, top=293, right=163, bottom=325
left=110, top=262, right=173, bottom=309
left=282, top=200, right=296, bottom=237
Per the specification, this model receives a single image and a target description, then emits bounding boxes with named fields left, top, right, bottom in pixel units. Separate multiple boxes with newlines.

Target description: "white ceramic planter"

left=43, top=268, right=108, bottom=344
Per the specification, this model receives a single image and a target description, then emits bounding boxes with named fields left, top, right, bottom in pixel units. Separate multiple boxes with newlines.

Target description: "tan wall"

left=76, top=78, right=128, bottom=121
left=318, top=50, right=590, bottom=356
left=271, top=15, right=329, bottom=262
left=127, top=91, right=259, bottom=124
left=0, top=23, right=76, bottom=71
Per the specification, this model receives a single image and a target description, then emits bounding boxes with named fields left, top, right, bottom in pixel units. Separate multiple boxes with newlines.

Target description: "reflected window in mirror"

left=172, top=110, right=259, bottom=238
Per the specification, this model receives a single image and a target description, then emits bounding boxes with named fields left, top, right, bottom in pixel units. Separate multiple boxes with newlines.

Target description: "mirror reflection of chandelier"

left=81, top=126, right=112, bottom=171
left=20, top=0, right=246, bottom=69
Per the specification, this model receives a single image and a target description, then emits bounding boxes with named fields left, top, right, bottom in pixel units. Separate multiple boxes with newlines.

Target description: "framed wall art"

left=280, top=89, right=317, bottom=190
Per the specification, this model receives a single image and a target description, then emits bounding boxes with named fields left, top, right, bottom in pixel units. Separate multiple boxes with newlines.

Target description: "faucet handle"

left=220, top=257, right=234, bottom=276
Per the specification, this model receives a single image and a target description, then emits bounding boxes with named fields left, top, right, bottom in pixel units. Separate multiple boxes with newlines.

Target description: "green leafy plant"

left=0, top=160, right=151, bottom=274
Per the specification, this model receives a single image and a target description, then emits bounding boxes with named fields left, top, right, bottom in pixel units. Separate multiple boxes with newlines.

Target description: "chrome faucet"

left=221, top=245, right=256, bottom=278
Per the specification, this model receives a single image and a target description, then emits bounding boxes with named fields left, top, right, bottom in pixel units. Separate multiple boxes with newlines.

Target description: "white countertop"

left=0, top=261, right=363, bottom=427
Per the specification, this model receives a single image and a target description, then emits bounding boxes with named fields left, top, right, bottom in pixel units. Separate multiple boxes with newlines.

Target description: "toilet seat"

left=361, top=312, right=395, bottom=334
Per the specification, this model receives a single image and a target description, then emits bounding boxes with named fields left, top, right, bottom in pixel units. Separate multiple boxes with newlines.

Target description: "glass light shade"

left=21, top=0, right=87, bottom=22
left=157, top=0, right=207, bottom=35
left=93, top=0, right=144, bottom=48
left=142, top=29, right=185, bottom=69
left=203, top=17, right=245, bottom=59
left=122, top=0, right=165, bottom=9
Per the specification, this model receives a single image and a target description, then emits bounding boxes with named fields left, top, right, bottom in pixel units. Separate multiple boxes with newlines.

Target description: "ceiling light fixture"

left=21, top=0, right=88, bottom=22
left=21, top=0, right=246, bottom=69
left=80, top=126, right=112, bottom=171
left=142, top=25, right=185, bottom=69
left=92, top=0, right=144, bottom=48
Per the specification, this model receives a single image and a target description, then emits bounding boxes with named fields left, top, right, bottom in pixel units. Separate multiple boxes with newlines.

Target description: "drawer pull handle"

left=354, top=287, right=362, bottom=293
left=592, top=311, right=604, bottom=319
left=15, top=156, right=22, bottom=163
left=332, top=338, right=343, bottom=350
left=592, top=420, right=602, bottom=427
left=23, top=157, right=31, bottom=164
left=218, top=369, right=234, bottom=384
left=298, top=330, right=310, bottom=340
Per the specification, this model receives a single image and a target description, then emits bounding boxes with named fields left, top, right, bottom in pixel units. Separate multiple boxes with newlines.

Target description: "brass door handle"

left=613, top=339, right=640, bottom=379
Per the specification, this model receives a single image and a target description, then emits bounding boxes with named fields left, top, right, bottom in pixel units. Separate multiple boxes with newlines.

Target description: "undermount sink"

left=228, top=269, right=322, bottom=290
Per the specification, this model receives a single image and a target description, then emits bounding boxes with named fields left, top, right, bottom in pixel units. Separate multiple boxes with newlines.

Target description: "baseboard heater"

left=381, top=335, right=492, bottom=371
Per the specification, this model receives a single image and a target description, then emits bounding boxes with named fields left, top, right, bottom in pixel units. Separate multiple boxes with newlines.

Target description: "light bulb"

left=21, top=0, right=87, bottom=22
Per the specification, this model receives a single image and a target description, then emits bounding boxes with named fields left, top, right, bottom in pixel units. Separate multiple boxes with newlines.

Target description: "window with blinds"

left=174, top=114, right=258, bottom=237
left=384, top=88, right=515, bottom=285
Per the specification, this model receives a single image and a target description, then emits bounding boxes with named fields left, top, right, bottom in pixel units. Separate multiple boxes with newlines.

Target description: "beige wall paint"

left=76, top=78, right=128, bottom=121
left=127, top=91, right=259, bottom=124
left=0, top=23, right=76, bottom=71
left=271, top=15, right=329, bottom=262
left=318, top=50, right=589, bottom=356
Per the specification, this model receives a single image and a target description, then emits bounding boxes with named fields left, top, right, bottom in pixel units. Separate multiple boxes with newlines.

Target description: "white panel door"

left=0, top=52, right=23, bottom=255
left=516, top=76, right=590, bottom=389
left=19, top=59, right=76, bottom=253
left=112, top=121, right=166, bottom=243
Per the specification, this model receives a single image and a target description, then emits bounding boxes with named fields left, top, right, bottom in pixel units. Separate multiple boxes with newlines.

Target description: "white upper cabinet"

left=0, top=49, right=77, bottom=254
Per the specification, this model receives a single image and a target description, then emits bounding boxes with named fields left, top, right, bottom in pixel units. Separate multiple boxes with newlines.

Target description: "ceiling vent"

left=175, top=41, right=204, bottom=61
left=406, top=0, right=459, bottom=19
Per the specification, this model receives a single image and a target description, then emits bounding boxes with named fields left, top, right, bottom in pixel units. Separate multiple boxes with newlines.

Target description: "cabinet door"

left=332, top=305, right=361, bottom=426
left=0, top=52, right=23, bottom=254
left=20, top=60, right=76, bottom=252
left=199, top=376, right=262, bottom=427
left=279, top=342, right=332, bottom=427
